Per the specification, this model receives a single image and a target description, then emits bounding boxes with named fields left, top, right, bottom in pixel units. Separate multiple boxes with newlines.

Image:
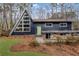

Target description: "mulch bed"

left=10, top=43, right=79, bottom=56
left=10, top=44, right=50, bottom=55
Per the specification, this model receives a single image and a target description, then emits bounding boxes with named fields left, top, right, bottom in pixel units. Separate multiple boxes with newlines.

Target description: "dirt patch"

left=10, top=44, right=51, bottom=55
left=10, top=43, right=79, bottom=56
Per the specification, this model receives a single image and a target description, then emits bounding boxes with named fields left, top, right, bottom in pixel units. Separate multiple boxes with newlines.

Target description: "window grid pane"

left=14, top=11, right=31, bottom=32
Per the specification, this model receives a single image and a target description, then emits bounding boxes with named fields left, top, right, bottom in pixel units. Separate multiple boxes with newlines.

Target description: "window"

left=14, top=10, right=31, bottom=32
left=18, top=25, right=22, bottom=27
left=59, top=23, right=67, bottom=27
left=46, top=33, right=51, bottom=39
left=24, top=13, right=28, bottom=16
left=45, top=23, right=53, bottom=27
left=20, top=21, right=22, bottom=24
left=24, top=25, right=29, bottom=27
left=24, top=28, right=29, bottom=31
left=23, top=17, right=29, bottom=20
left=15, top=28, right=22, bottom=32
left=24, top=21, right=29, bottom=23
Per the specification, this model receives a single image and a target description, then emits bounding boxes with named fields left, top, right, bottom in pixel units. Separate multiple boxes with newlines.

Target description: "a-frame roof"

left=9, top=9, right=31, bottom=35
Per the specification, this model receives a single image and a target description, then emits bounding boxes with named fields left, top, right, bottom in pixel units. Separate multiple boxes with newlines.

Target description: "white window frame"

left=14, top=18, right=31, bottom=32
left=59, top=23, right=67, bottom=27
left=45, top=23, right=53, bottom=27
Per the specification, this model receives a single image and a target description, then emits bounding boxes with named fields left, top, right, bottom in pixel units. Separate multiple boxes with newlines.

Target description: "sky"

left=31, top=3, right=53, bottom=19
left=11, top=3, right=79, bottom=20
left=30, top=3, right=79, bottom=19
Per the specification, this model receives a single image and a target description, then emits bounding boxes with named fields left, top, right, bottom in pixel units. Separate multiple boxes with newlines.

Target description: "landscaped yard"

left=0, top=36, right=79, bottom=56
left=0, top=36, right=48, bottom=56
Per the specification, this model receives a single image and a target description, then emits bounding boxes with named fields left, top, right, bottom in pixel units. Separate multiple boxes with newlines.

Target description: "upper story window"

left=59, top=23, right=67, bottom=27
left=45, top=23, right=53, bottom=27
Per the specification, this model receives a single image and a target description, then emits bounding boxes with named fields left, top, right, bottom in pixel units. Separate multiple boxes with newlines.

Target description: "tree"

left=9, top=4, right=13, bottom=30
left=2, top=3, right=8, bottom=31
left=61, top=3, right=65, bottom=18
left=0, top=4, right=3, bottom=34
left=51, top=3, right=58, bottom=19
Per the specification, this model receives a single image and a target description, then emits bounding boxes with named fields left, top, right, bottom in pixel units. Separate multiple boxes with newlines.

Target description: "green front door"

left=36, top=25, right=42, bottom=36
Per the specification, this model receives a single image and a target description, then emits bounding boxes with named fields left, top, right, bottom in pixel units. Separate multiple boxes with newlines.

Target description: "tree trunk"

left=9, top=4, right=13, bottom=30
left=61, top=3, right=64, bottom=18
left=3, top=3, right=8, bottom=31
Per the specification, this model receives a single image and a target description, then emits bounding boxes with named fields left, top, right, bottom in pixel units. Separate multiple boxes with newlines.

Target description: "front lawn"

left=0, top=37, right=47, bottom=56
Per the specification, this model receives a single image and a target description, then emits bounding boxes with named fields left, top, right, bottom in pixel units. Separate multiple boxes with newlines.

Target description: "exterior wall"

left=12, top=21, right=72, bottom=35
left=12, top=22, right=36, bottom=35
left=34, top=22, right=72, bottom=32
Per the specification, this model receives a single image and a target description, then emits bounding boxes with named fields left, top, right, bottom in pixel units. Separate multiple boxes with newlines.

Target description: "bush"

left=1, top=30, right=9, bottom=37
left=29, top=40, right=40, bottom=47
left=45, top=41, right=53, bottom=46
left=65, top=41, right=72, bottom=45
left=65, top=35, right=79, bottom=45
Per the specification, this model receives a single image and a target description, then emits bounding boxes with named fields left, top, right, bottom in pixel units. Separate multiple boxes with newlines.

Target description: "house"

left=9, top=9, right=79, bottom=40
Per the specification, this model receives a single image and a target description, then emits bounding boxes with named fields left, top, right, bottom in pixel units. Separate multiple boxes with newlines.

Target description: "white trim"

left=45, top=23, right=53, bottom=27
left=9, top=9, right=32, bottom=35
left=9, top=9, right=25, bottom=35
left=22, top=17, right=24, bottom=32
left=59, top=23, right=67, bottom=27
left=14, top=18, right=31, bottom=32
left=14, top=27, right=22, bottom=32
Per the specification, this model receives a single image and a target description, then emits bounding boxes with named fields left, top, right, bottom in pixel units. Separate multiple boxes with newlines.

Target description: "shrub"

left=66, top=35, right=76, bottom=43
left=29, top=40, right=40, bottom=47
left=65, top=35, right=79, bottom=45
left=65, top=41, right=72, bottom=45
left=53, top=35, right=66, bottom=43
left=1, top=30, right=9, bottom=37
left=45, top=41, right=53, bottom=46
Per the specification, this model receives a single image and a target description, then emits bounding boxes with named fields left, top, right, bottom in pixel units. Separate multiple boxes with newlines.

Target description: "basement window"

left=46, top=33, right=51, bottom=39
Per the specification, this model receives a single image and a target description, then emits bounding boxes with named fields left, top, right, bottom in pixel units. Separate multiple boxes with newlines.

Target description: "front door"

left=36, top=25, right=42, bottom=36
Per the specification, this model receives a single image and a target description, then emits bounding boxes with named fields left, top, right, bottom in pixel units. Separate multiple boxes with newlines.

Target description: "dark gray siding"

left=12, top=22, right=36, bottom=35
left=12, top=21, right=72, bottom=35
left=34, top=22, right=72, bottom=31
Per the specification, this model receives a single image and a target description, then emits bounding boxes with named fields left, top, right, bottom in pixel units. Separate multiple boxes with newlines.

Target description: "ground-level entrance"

left=36, top=25, right=44, bottom=43
left=46, top=33, right=51, bottom=39
left=36, top=25, right=42, bottom=36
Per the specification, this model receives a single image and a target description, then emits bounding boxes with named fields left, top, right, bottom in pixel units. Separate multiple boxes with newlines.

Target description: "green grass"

left=0, top=37, right=47, bottom=56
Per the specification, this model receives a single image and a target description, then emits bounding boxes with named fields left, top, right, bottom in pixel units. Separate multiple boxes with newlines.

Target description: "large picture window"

left=14, top=10, right=31, bottom=32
